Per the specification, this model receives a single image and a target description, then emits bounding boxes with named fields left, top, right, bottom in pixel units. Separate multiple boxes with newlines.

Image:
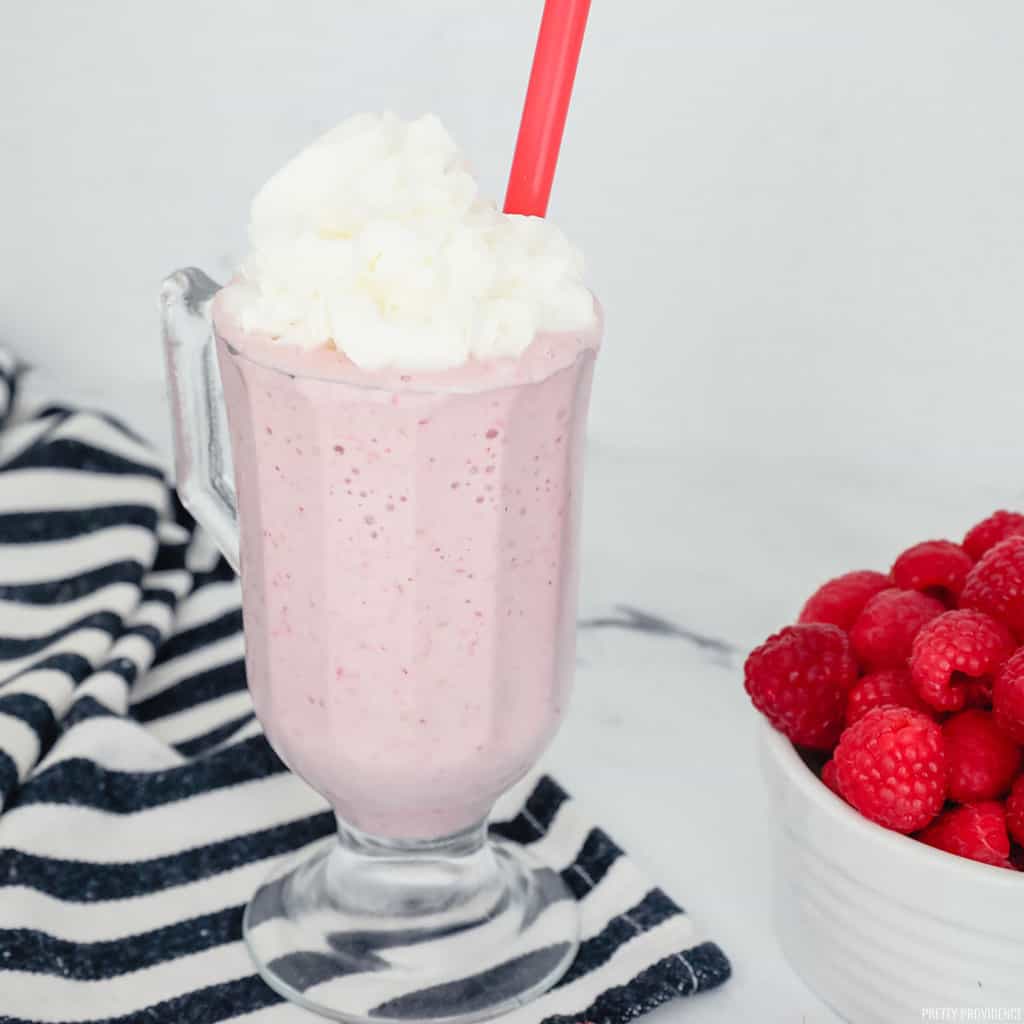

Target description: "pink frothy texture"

left=214, top=289, right=600, bottom=839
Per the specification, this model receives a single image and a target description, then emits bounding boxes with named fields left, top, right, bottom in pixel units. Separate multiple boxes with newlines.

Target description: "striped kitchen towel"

left=0, top=353, right=730, bottom=1024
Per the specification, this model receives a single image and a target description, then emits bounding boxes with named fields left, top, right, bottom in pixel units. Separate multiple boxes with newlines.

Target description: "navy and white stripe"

left=0, top=354, right=730, bottom=1023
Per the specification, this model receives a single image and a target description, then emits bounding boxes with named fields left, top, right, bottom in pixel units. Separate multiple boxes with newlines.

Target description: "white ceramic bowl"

left=760, top=721, right=1024, bottom=1022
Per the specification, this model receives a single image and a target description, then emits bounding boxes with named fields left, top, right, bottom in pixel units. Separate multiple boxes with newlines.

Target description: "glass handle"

left=159, top=267, right=240, bottom=572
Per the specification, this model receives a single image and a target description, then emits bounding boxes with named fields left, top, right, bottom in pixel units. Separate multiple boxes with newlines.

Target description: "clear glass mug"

left=160, top=268, right=601, bottom=1023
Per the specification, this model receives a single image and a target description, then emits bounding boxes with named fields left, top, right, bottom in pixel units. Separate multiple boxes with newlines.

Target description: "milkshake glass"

left=160, top=260, right=600, bottom=1021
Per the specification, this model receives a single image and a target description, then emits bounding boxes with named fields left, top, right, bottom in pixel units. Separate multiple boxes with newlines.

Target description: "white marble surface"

left=17, top=367, right=1023, bottom=1020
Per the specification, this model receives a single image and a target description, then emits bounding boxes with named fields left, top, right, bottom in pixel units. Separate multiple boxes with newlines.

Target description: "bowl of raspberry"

left=748, top=511, right=1024, bottom=1020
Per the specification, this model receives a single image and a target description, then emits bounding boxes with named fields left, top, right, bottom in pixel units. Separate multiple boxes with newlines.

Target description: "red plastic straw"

left=503, top=0, right=591, bottom=217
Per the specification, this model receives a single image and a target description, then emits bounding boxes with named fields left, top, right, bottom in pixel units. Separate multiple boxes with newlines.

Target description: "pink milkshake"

left=214, top=299, right=599, bottom=838
left=162, top=112, right=601, bottom=1021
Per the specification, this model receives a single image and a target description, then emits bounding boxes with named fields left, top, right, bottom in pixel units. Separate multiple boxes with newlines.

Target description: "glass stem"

left=323, top=816, right=501, bottom=922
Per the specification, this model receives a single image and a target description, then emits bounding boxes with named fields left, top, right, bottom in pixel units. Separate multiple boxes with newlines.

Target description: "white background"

left=5, top=1, right=1024, bottom=475
left=4, top=3, right=1024, bottom=1022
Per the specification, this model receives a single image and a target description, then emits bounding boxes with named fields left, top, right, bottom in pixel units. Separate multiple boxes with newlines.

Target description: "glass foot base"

left=242, top=824, right=580, bottom=1023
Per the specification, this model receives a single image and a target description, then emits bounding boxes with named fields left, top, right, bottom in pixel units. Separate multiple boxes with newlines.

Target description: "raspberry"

left=799, top=571, right=891, bottom=631
left=845, top=669, right=931, bottom=726
left=960, top=535, right=1024, bottom=639
left=744, top=624, right=857, bottom=750
left=917, top=802, right=1013, bottom=868
left=963, top=510, right=1024, bottom=560
left=891, top=540, right=973, bottom=601
left=1006, top=775, right=1024, bottom=847
left=942, top=710, right=1021, bottom=802
left=821, top=759, right=840, bottom=795
left=833, top=706, right=946, bottom=833
left=849, top=588, right=945, bottom=671
left=909, top=610, right=1014, bottom=713
left=993, top=648, right=1024, bottom=743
